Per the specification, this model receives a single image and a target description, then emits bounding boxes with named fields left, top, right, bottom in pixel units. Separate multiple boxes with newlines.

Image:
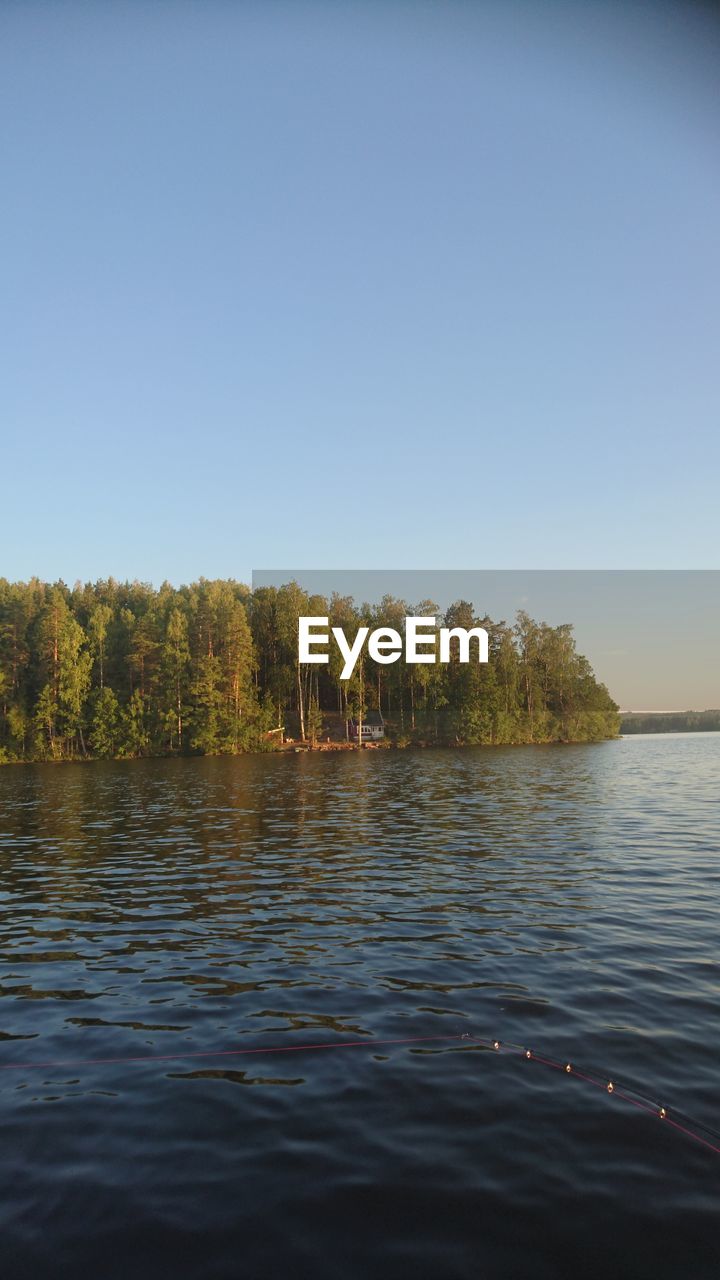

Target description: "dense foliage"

left=0, top=578, right=619, bottom=762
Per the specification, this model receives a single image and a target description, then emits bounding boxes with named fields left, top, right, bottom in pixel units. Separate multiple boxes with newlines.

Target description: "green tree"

left=91, top=687, right=121, bottom=757
left=88, top=603, right=113, bottom=689
left=160, top=608, right=191, bottom=751
left=119, top=689, right=149, bottom=757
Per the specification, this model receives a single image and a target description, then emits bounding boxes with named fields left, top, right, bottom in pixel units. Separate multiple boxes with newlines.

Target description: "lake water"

left=1, top=735, right=719, bottom=1279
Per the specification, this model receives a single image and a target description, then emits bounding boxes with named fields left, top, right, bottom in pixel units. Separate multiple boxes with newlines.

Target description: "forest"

left=0, top=577, right=620, bottom=763
left=620, top=710, right=720, bottom=734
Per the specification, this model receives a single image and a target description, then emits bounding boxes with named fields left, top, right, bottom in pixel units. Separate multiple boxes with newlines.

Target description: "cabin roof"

left=351, top=710, right=384, bottom=726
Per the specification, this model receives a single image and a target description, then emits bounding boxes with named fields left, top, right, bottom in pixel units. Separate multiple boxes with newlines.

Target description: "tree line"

left=0, top=577, right=619, bottom=763
left=620, top=710, right=720, bottom=734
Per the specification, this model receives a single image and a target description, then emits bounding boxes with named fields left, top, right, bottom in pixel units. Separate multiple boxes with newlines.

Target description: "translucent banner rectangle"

left=251, top=570, right=720, bottom=713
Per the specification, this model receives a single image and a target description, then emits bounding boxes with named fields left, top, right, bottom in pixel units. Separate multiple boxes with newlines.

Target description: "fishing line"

left=0, top=1033, right=464, bottom=1072
left=2, top=1030, right=718, bottom=1157
left=462, top=1034, right=720, bottom=1155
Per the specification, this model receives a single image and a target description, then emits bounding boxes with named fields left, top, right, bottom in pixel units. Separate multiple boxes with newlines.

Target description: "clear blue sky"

left=2, top=0, right=719, bottom=586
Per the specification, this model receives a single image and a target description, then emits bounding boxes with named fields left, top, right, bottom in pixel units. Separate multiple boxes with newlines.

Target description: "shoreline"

left=0, top=734, right=621, bottom=768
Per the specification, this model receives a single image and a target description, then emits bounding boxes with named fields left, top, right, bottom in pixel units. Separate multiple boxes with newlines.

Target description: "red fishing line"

left=0, top=1033, right=463, bottom=1072
left=2, top=1030, right=718, bottom=1156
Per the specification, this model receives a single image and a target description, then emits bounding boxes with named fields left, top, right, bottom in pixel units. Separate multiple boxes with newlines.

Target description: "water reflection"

left=1, top=738, right=719, bottom=1279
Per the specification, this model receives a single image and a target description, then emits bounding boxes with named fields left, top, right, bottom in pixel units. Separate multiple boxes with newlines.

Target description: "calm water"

left=1, top=736, right=719, bottom=1279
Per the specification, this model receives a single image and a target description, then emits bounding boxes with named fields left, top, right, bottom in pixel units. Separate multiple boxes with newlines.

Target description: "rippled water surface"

left=1, top=736, right=719, bottom=1279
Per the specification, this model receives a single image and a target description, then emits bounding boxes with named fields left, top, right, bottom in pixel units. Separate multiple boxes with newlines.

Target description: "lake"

left=1, top=735, right=719, bottom=1279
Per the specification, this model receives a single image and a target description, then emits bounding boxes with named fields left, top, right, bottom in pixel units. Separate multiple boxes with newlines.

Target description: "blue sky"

left=2, top=0, right=719, bottom=585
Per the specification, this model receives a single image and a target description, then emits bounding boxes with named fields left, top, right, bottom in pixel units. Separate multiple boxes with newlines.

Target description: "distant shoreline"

left=620, top=711, right=720, bottom=734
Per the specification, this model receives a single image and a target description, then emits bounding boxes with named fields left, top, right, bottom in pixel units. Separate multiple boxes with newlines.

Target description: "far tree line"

left=0, top=577, right=620, bottom=763
left=620, top=710, right=720, bottom=734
